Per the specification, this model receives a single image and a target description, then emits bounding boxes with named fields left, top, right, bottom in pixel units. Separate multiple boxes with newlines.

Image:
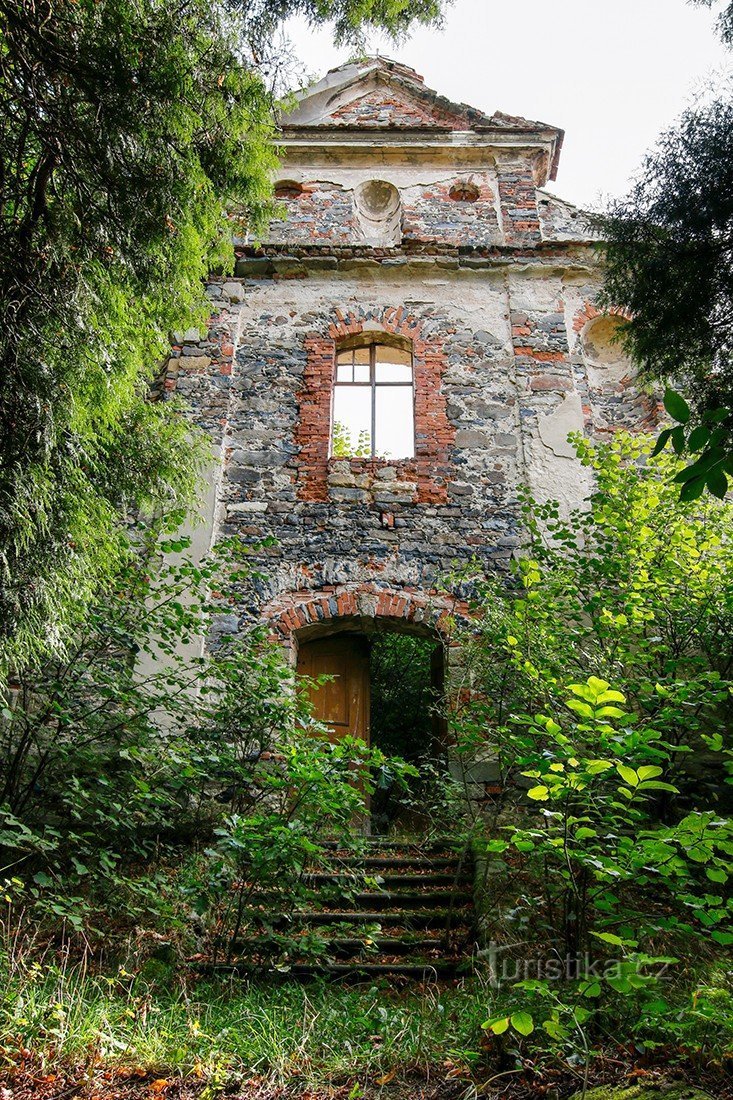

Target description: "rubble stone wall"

left=165, top=250, right=654, bottom=644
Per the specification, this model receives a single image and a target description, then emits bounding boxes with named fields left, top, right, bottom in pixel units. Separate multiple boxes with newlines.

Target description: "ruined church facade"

left=167, top=58, right=650, bottom=657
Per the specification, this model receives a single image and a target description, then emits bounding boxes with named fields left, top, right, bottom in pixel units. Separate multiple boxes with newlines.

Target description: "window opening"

left=331, top=341, right=415, bottom=459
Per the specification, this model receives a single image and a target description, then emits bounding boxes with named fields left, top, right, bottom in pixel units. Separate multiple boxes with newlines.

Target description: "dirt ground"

left=0, top=1065, right=729, bottom=1100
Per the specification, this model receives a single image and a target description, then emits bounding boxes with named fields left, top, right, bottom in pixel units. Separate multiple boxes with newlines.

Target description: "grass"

left=1, top=953, right=493, bottom=1086
left=3, top=948, right=732, bottom=1097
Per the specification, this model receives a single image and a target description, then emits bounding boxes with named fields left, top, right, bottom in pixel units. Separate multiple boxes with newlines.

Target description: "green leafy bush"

left=449, top=433, right=733, bottom=1073
left=0, top=523, right=409, bottom=948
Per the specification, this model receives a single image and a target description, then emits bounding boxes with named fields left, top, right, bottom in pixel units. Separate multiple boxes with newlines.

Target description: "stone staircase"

left=221, top=837, right=476, bottom=979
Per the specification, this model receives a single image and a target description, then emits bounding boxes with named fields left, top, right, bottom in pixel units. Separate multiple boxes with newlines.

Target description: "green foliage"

left=368, top=632, right=445, bottom=833
left=451, top=433, right=733, bottom=1071
left=653, top=388, right=733, bottom=499
left=197, top=733, right=417, bottom=963
left=0, top=0, right=444, bottom=678
left=596, top=20, right=733, bottom=492
left=369, top=632, right=436, bottom=758
left=332, top=420, right=371, bottom=457
left=458, top=433, right=733, bottom=792
left=597, top=93, right=733, bottom=401
left=0, top=524, right=407, bottom=941
left=240, top=0, right=445, bottom=50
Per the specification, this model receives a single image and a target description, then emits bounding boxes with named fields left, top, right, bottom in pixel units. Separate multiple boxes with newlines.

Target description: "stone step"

left=339, top=855, right=464, bottom=870
left=203, top=959, right=466, bottom=979
left=305, top=871, right=471, bottom=887
left=232, top=934, right=455, bottom=958
left=214, top=837, right=476, bottom=979
left=319, top=838, right=460, bottom=855
left=281, top=908, right=471, bottom=929
left=337, top=889, right=472, bottom=908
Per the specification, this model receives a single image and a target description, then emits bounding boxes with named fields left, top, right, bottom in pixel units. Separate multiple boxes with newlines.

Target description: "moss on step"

left=573, top=1084, right=712, bottom=1100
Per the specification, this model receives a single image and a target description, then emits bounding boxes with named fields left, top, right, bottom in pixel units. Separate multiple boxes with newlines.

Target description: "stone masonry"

left=165, top=58, right=657, bottom=650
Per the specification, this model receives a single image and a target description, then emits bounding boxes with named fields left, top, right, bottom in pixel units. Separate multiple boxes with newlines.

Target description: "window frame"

left=331, top=339, right=415, bottom=460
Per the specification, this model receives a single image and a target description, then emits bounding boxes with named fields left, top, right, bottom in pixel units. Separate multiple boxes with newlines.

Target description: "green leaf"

left=687, top=424, right=711, bottom=452
left=679, top=476, right=706, bottom=502
left=663, top=388, right=690, bottom=424
left=586, top=759, right=613, bottom=774
left=707, top=467, right=728, bottom=498
left=595, top=706, right=626, bottom=719
left=566, top=699, right=594, bottom=719
left=510, top=1012, right=534, bottom=1036
left=591, top=931, right=626, bottom=947
left=527, top=785, right=550, bottom=801
left=637, top=766, right=663, bottom=781
left=670, top=425, right=686, bottom=454
left=543, top=1018, right=568, bottom=1040
left=616, top=764, right=639, bottom=787
left=482, top=1016, right=510, bottom=1034
left=651, top=428, right=672, bottom=456
left=596, top=689, right=626, bottom=704
left=706, top=867, right=728, bottom=884
left=607, top=977, right=633, bottom=994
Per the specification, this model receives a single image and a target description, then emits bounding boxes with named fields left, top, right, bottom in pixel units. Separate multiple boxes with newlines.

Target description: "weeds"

left=0, top=947, right=492, bottom=1085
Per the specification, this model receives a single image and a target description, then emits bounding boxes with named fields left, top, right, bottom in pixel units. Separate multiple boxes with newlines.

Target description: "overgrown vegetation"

left=1, top=434, right=731, bottom=1096
left=0, top=523, right=414, bottom=964
left=449, top=434, right=733, bottom=1085
left=598, top=2, right=733, bottom=489
left=0, top=0, right=445, bottom=679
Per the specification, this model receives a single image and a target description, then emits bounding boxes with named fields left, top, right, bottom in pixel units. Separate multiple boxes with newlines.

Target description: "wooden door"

left=297, top=635, right=370, bottom=746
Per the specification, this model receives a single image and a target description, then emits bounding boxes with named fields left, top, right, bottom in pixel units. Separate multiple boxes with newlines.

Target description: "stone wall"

left=164, top=246, right=654, bottom=648
left=161, top=68, right=656, bottom=648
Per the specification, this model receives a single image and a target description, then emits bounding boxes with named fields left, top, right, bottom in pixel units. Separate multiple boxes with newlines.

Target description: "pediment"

left=280, top=58, right=565, bottom=183
left=319, top=78, right=476, bottom=130
left=283, top=61, right=492, bottom=132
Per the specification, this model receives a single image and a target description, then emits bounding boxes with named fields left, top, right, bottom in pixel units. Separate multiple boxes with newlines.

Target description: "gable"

left=282, top=60, right=492, bottom=132
left=280, top=58, right=564, bottom=183
left=324, top=83, right=472, bottom=130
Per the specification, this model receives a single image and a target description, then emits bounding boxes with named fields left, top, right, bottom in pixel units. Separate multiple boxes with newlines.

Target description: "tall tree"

left=597, top=0, right=733, bottom=496
left=0, top=0, right=443, bottom=680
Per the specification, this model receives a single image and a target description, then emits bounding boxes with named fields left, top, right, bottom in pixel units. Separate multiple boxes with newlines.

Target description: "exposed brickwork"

left=402, top=176, right=500, bottom=247
left=571, top=301, right=661, bottom=434
left=264, top=582, right=470, bottom=653
left=164, top=61, right=651, bottom=651
left=328, top=87, right=470, bottom=129
left=572, top=300, right=630, bottom=333
left=497, top=164, right=542, bottom=245
left=293, top=309, right=454, bottom=506
left=269, top=183, right=357, bottom=245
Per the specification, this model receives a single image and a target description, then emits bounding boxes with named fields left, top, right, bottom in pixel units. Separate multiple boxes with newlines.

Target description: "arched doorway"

left=295, top=619, right=445, bottom=833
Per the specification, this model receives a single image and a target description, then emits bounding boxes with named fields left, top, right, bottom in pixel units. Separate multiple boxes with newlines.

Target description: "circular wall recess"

left=274, top=180, right=306, bottom=200
left=353, top=179, right=402, bottom=246
left=448, top=179, right=480, bottom=202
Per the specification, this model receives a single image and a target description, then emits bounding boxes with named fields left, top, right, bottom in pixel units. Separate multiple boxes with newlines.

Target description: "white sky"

left=287, top=0, right=731, bottom=209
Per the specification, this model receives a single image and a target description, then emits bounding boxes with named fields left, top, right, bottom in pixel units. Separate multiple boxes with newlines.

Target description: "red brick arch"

left=294, top=307, right=454, bottom=503
left=264, top=583, right=470, bottom=656
left=572, top=300, right=631, bottom=335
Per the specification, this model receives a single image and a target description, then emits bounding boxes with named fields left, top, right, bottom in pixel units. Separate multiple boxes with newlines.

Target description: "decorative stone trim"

left=293, top=307, right=455, bottom=505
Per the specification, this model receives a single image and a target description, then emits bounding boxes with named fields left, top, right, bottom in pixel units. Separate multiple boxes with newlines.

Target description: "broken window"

left=331, top=340, right=415, bottom=459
